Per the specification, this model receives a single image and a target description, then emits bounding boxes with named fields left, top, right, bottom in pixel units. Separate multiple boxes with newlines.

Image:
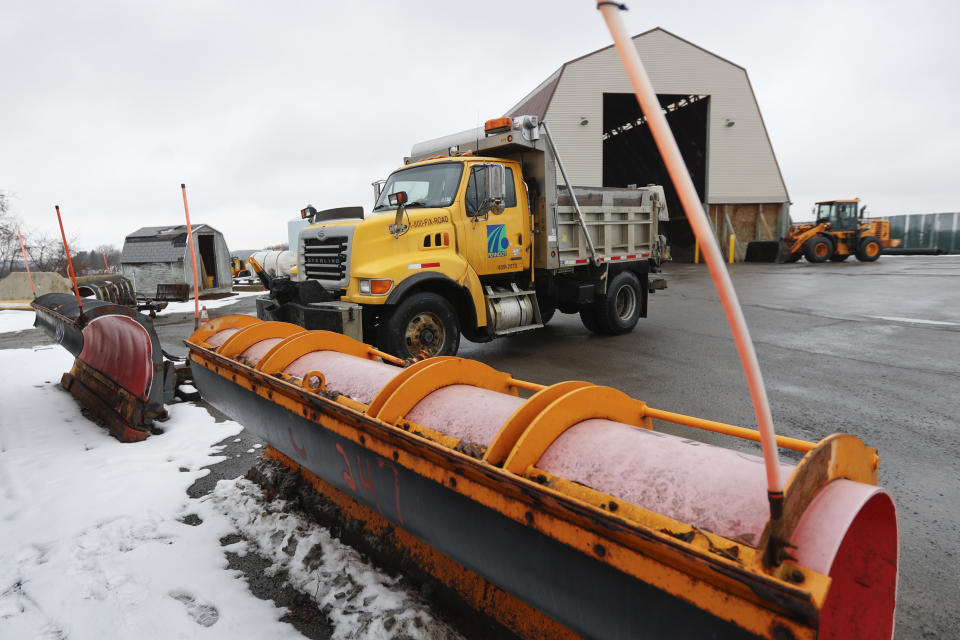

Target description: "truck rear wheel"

left=579, top=305, right=600, bottom=333
left=380, top=292, right=460, bottom=359
left=856, top=236, right=882, bottom=262
left=804, top=237, right=832, bottom=263
left=594, top=271, right=642, bottom=335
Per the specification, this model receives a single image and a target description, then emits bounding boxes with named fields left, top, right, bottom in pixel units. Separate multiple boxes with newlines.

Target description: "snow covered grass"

left=0, top=310, right=35, bottom=334
left=0, top=346, right=457, bottom=639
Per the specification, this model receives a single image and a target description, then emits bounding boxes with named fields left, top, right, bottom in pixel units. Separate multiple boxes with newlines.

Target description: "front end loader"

left=779, top=199, right=901, bottom=263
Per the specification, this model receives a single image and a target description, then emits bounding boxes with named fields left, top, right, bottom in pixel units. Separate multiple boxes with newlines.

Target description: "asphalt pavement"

left=4, top=255, right=957, bottom=639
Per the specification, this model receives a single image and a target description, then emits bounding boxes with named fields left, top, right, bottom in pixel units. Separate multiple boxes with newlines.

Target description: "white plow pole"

left=596, top=1, right=784, bottom=513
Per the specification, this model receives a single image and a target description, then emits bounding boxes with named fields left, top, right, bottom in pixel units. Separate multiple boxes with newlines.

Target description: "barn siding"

left=122, top=262, right=185, bottom=297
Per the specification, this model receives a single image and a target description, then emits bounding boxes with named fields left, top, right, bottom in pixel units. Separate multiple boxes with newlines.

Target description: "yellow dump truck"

left=257, top=115, right=668, bottom=358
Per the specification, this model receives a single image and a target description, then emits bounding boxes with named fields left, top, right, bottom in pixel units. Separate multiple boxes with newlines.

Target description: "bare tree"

left=0, top=191, right=25, bottom=278
left=0, top=191, right=109, bottom=279
left=27, top=232, right=69, bottom=275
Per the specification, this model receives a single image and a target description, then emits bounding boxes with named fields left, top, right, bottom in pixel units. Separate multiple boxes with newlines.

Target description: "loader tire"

left=380, top=292, right=460, bottom=359
left=856, top=236, right=882, bottom=262
left=804, top=236, right=832, bottom=263
left=594, top=271, right=642, bottom=335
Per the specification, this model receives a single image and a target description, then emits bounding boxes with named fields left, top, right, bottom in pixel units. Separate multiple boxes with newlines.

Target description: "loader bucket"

left=186, top=317, right=899, bottom=639
left=744, top=240, right=784, bottom=262
left=32, top=292, right=173, bottom=441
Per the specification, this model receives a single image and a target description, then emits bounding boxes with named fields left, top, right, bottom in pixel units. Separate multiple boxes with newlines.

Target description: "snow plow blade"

left=186, top=316, right=898, bottom=640
left=32, top=292, right=179, bottom=442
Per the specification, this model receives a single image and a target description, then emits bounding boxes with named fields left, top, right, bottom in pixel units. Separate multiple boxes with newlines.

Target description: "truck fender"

left=384, top=271, right=486, bottom=332
left=456, top=265, right=487, bottom=328
left=386, top=272, right=458, bottom=305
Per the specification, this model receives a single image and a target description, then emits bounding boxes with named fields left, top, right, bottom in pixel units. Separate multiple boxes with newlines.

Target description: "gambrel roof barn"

left=506, top=27, right=790, bottom=260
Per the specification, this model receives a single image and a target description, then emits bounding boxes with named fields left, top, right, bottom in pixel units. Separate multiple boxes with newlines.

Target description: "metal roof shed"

left=120, top=224, right=232, bottom=298
left=504, top=27, right=790, bottom=260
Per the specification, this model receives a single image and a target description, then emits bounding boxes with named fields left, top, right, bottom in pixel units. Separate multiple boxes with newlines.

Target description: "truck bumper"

left=255, top=296, right=364, bottom=342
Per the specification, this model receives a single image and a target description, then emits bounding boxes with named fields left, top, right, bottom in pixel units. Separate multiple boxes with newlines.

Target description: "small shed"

left=120, top=224, right=232, bottom=298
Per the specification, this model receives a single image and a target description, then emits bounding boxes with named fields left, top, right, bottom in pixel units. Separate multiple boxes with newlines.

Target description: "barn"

left=120, top=224, right=232, bottom=298
left=504, top=27, right=790, bottom=260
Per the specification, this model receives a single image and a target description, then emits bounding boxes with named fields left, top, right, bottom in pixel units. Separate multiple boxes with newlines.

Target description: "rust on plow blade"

left=32, top=292, right=182, bottom=442
left=186, top=316, right=898, bottom=640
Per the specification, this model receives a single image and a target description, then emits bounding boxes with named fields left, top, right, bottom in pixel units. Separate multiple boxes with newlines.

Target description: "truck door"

left=461, top=163, right=527, bottom=277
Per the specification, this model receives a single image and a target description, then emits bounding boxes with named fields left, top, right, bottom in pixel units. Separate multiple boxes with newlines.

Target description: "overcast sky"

left=2, top=0, right=958, bottom=252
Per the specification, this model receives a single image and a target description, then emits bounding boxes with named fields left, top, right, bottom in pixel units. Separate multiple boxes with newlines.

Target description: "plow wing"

left=32, top=292, right=178, bottom=441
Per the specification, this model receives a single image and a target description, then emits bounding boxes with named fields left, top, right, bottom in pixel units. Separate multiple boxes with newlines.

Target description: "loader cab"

left=816, top=200, right=860, bottom=232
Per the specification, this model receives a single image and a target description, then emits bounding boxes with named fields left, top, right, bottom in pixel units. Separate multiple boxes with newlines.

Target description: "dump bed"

left=550, top=185, right=667, bottom=268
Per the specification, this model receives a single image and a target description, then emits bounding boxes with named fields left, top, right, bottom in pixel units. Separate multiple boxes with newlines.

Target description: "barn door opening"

left=602, top=93, right=709, bottom=260
left=197, top=234, right=218, bottom=289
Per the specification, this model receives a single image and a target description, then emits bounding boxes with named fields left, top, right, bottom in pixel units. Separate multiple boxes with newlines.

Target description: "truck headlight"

left=358, top=278, right=393, bottom=295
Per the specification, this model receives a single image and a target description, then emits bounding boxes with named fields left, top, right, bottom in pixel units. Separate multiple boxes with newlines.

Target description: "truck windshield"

left=373, top=163, right=463, bottom=211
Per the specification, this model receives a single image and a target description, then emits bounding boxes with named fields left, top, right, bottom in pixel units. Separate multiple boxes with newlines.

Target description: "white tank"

left=249, top=250, right=296, bottom=278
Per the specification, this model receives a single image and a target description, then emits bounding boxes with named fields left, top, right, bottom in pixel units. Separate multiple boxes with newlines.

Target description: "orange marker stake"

left=17, top=228, right=37, bottom=298
left=181, top=184, right=201, bottom=329
left=55, top=205, right=84, bottom=319
left=102, top=251, right=109, bottom=272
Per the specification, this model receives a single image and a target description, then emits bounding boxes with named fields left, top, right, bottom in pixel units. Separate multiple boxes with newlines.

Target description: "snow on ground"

left=205, top=481, right=456, bottom=640
left=0, top=346, right=457, bottom=639
left=0, top=310, right=34, bottom=334
left=158, top=290, right=263, bottom=315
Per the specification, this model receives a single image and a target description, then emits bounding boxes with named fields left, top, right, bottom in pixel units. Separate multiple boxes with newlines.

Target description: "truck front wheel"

left=594, top=271, right=642, bottom=335
left=380, top=292, right=460, bottom=359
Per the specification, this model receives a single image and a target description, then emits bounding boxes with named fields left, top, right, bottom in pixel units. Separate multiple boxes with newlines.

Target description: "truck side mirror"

left=389, top=191, right=408, bottom=238
left=484, top=164, right=506, bottom=216
left=372, top=179, right=385, bottom=203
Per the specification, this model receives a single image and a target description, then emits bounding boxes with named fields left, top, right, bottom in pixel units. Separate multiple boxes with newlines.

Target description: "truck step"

left=493, top=322, right=544, bottom=337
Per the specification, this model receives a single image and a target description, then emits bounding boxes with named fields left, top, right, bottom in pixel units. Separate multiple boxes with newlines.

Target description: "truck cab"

left=299, top=155, right=529, bottom=358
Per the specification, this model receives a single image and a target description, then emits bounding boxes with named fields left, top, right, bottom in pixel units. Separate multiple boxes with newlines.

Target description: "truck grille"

left=302, top=236, right=349, bottom=283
